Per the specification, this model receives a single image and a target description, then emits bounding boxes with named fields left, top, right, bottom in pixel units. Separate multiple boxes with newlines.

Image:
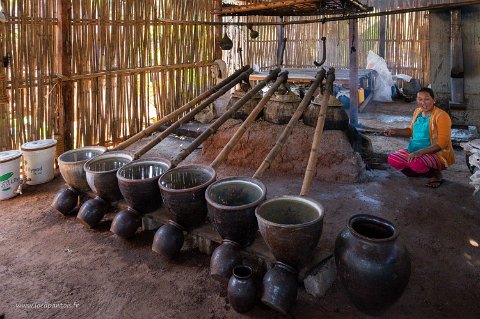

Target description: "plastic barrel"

left=0, top=150, right=22, bottom=200
left=21, top=139, right=57, bottom=185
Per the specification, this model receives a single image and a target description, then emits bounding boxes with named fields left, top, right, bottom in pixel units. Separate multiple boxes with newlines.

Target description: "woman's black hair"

left=418, top=87, right=435, bottom=98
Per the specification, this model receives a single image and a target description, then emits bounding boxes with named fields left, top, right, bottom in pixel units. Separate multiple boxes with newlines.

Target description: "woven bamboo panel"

left=1, top=0, right=216, bottom=150
left=226, top=1, right=432, bottom=86
left=68, top=0, right=216, bottom=148
left=1, top=0, right=461, bottom=151
left=0, top=0, right=59, bottom=151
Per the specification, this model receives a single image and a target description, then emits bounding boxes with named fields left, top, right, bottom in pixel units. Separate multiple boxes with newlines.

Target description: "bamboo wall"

left=1, top=0, right=451, bottom=151
left=0, top=0, right=59, bottom=151
left=226, top=9, right=430, bottom=86
left=1, top=0, right=216, bottom=151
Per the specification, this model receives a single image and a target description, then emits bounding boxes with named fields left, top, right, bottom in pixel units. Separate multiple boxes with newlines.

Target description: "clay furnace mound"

left=201, top=119, right=365, bottom=182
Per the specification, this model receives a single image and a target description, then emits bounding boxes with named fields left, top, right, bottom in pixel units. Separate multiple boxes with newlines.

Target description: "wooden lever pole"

left=300, top=68, right=336, bottom=196
left=210, top=71, right=289, bottom=169
left=171, top=68, right=281, bottom=167
left=253, top=68, right=326, bottom=179
left=134, top=67, right=254, bottom=158
left=112, top=65, right=251, bottom=151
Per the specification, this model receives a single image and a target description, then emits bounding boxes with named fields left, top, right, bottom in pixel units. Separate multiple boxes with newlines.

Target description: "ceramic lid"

left=21, top=139, right=57, bottom=151
left=0, top=150, right=22, bottom=163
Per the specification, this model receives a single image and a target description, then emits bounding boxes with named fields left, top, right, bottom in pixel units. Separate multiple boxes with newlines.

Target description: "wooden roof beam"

left=217, top=0, right=320, bottom=15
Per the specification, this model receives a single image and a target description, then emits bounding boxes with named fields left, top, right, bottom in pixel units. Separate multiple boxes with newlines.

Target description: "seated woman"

left=384, top=88, right=455, bottom=188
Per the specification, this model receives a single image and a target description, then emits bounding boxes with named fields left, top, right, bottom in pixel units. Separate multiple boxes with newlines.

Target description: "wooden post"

left=349, top=19, right=359, bottom=127
left=57, top=0, right=74, bottom=150
left=214, top=0, right=223, bottom=60
left=379, top=15, right=386, bottom=58
left=276, top=16, right=285, bottom=67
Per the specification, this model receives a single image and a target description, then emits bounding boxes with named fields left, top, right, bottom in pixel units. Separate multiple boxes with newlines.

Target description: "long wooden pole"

left=300, top=68, right=335, bottom=196
left=211, top=71, right=289, bottom=169
left=134, top=67, right=254, bottom=158
left=216, top=0, right=367, bottom=15
left=348, top=19, right=359, bottom=126
left=112, top=65, right=250, bottom=151
left=179, top=1, right=479, bottom=27
left=214, top=0, right=223, bottom=60
left=37, top=1, right=480, bottom=29
left=253, top=68, right=326, bottom=179
left=276, top=16, right=285, bottom=68
left=171, top=68, right=282, bottom=167
left=379, top=15, right=386, bottom=58
left=57, top=0, right=74, bottom=150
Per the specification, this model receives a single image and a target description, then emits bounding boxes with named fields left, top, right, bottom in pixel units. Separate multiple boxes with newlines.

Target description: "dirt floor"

left=1, top=101, right=480, bottom=319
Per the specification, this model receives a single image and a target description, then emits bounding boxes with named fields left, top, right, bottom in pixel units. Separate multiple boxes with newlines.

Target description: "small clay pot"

left=77, top=196, right=109, bottom=228
left=228, top=265, right=257, bottom=313
left=219, top=32, right=233, bottom=50
left=261, top=262, right=298, bottom=315
left=152, top=221, right=185, bottom=259
left=210, top=239, right=242, bottom=283
left=110, top=208, right=142, bottom=239
left=52, top=187, right=79, bottom=215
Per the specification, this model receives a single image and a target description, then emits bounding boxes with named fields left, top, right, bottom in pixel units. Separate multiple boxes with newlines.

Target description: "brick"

left=303, top=255, right=337, bottom=298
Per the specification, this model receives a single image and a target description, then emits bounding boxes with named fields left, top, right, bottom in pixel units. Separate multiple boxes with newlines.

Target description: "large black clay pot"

left=261, top=262, right=298, bottom=315
left=210, top=239, right=242, bottom=283
left=228, top=265, right=257, bottom=313
left=117, top=158, right=171, bottom=213
left=255, top=196, right=324, bottom=269
left=206, top=177, right=266, bottom=247
left=159, top=165, right=216, bottom=229
left=335, top=214, right=411, bottom=316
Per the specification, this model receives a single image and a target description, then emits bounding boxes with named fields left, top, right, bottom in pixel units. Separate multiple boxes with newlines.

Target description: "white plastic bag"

left=366, top=51, right=394, bottom=102
left=461, top=139, right=480, bottom=195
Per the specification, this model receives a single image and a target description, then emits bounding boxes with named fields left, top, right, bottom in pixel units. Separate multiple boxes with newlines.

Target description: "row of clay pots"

left=53, top=147, right=410, bottom=316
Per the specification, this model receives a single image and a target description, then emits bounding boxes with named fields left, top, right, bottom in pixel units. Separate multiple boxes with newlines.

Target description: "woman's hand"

left=408, top=150, right=424, bottom=161
left=384, top=129, right=396, bottom=137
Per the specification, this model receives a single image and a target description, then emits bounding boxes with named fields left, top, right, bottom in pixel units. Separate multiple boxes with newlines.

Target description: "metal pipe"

left=450, top=9, right=464, bottom=108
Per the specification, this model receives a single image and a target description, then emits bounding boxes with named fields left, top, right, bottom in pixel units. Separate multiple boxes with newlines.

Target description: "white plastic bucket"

left=21, top=139, right=57, bottom=185
left=0, top=150, right=23, bottom=200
